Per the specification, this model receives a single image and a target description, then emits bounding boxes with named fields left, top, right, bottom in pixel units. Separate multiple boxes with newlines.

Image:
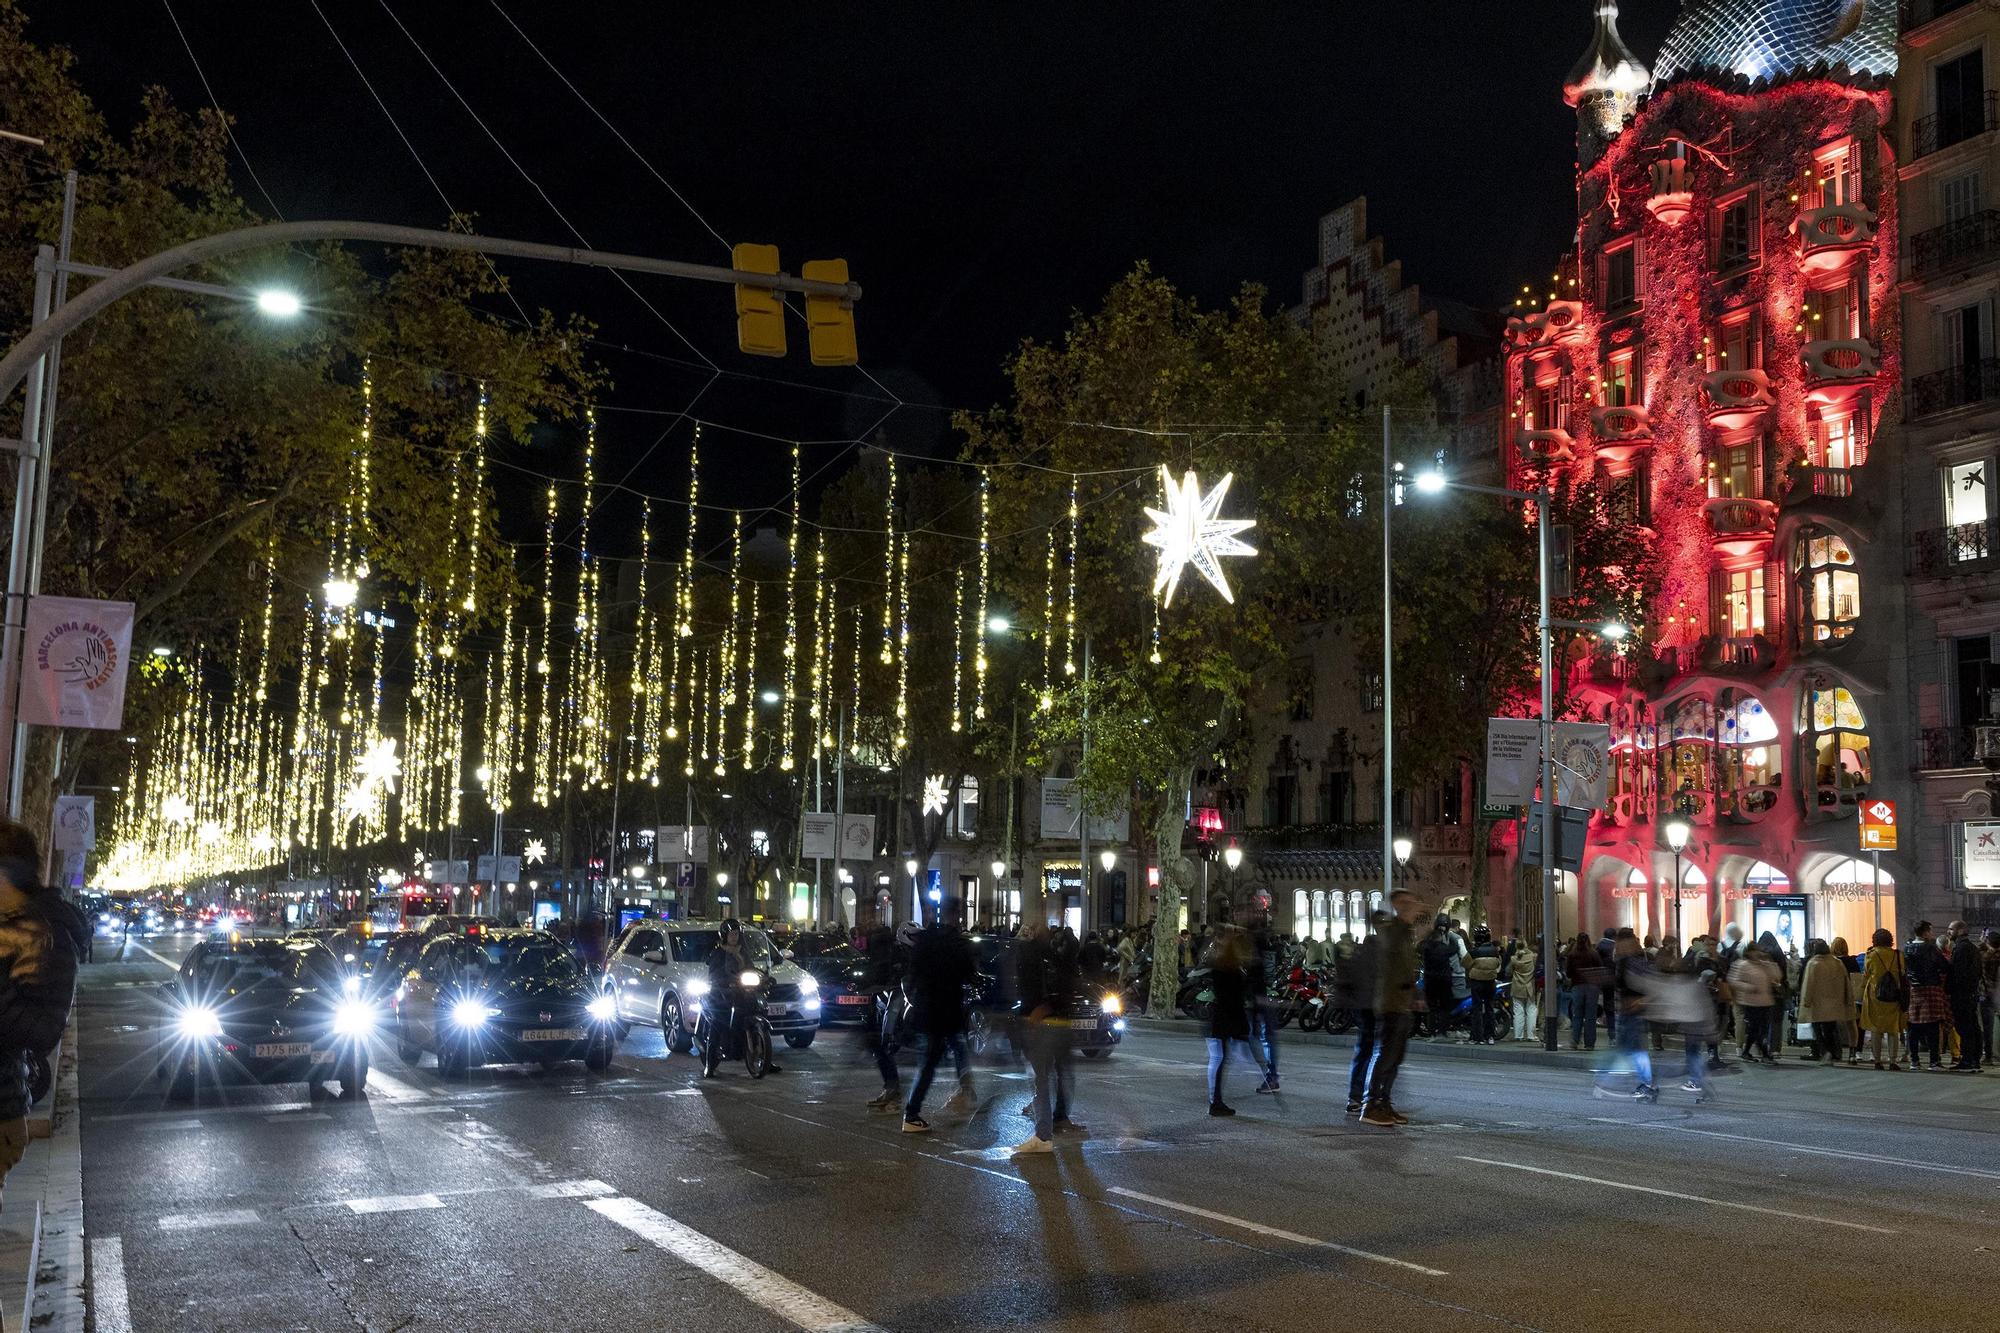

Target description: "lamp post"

left=1664, top=816, right=1691, bottom=946
left=1222, top=842, right=1243, bottom=924
left=905, top=857, right=920, bottom=924
left=714, top=871, right=729, bottom=920
left=1393, top=836, right=1413, bottom=871
left=990, top=858, right=1007, bottom=930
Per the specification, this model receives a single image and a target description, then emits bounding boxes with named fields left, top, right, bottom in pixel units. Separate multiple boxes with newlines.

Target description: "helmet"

left=1473, top=926, right=1492, bottom=945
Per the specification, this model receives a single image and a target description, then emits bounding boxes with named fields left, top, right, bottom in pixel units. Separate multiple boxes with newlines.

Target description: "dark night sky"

left=29, top=1, right=1683, bottom=528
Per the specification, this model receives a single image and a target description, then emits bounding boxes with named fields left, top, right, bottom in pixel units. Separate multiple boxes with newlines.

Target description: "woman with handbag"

left=1859, top=928, right=1906, bottom=1071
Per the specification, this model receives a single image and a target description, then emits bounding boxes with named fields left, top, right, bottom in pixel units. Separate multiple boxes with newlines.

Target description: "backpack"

left=1873, top=966, right=1903, bottom=1006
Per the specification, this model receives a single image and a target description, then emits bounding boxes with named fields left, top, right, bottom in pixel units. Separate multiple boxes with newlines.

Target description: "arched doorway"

left=1804, top=856, right=1897, bottom=950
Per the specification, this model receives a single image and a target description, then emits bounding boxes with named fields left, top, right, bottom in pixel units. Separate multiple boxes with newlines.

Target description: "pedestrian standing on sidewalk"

left=1906, top=921, right=1949, bottom=1071
left=1717, top=923, right=1746, bottom=1053
left=1567, top=933, right=1606, bottom=1051
left=1754, top=931, right=1792, bottom=1060
left=1418, top=920, right=1457, bottom=1040
left=1728, top=944, right=1780, bottom=1063
left=1945, top=921, right=1983, bottom=1073
left=0, top=828, right=60, bottom=1214
left=1342, top=914, right=1384, bottom=1115
left=1205, top=927, right=1256, bottom=1117
left=1360, top=890, right=1422, bottom=1128
left=901, top=902, right=977, bottom=1133
left=1509, top=932, right=1539, bottom=1042
left=1859, top=928, right=1907, bottom=1070
left=1465, top=927, right=1502, bottom=1045
left=1831, top=936, right=1862, bottom=1064
left=1798, top=939, right=1850, bottom=1064
left=1245, top=910, right=1282, bottom=1093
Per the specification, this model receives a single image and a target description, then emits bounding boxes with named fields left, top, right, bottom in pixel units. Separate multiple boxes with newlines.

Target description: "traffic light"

left=801, top=258, right=858, bottom=366
left=732, top=242, right=786, bottom=358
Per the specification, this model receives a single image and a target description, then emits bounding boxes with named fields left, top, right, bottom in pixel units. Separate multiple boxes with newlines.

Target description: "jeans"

left=1247, top=999, right=1279, bottom=1080
left=870, top=1006, right=899, bottom=1090
left=1367, top=1012, right=1413, bottom=1107
left=1206, top=1036, right=1258, bottom=1104
left=1597, top=1008, right=1653, bottom=1090
left=1347, top=1009, right=1379, bottom=1105
left=1570, top=984, right=1600, bottom=1048
left=905, top=1029, right=968, bottom=1119
left=1512, top=992, right=1539, bottom=1042
left=1682, top=1026, right=1709, bottom=1093
left=1469, top=982, right=1497, bottom=1042
left=1911, top=1021, right=1941, bottom=1067
left=1950, top=999, right=1982, bottom=1069
left=1025, top=1021, right=1071, bottom=1140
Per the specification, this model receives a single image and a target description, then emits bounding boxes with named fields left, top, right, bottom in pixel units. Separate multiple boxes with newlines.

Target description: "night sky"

left=31, top=1, right=1682, bottom=529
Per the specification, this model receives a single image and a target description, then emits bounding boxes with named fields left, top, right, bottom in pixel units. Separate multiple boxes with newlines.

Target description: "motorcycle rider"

left=902, top=901, right=977, bottom=1133
left=1464, top=926, right=1503, bottom=1045
left=704, top=919, right=782, bottom=1075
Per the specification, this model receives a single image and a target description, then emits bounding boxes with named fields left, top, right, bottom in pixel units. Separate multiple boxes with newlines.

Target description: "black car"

left=393, top=928, right=617, bottom=1075
left=964, top=935, right=1125, bottom=1058
left=793, top=943, right=882, bottom=1026
left=156, top=937, right=377, bottom=1100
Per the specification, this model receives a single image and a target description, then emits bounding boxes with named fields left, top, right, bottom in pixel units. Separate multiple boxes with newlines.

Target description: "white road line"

left=1590, top=1117, right=2000, bottom=1180
left=1105, top=1187, right=1449, bottom=1277
left=158, top=1209, right=260, bottom=1231
left=1455, top=1156, right=1896, bottom=1234
left=361, top=1069, right=431, bottom=1102
left=133, top=942, right=182, bottom=970
left=345, top=1193, right=445, bottom=1215
left=587, top=1195, right=887, bottom=1333
left=525, top=1179, right=615, bottom=1199
left=91, top=1236, right=133, bottom=1333
left=265, top=1112, right=332, bottom=1123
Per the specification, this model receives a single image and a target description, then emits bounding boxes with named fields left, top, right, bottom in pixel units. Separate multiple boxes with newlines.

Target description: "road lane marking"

left=587, top=1195, right=887, bottom=1332
left=91, top=1236, right=133, bottom=1333
left=265, top=1112, right=332, bottom=1123
left=361, top=1069, right=431, bottom=1102
left=134, top=942, right=182, bottom=970
left=1455, top=1156, right=1896, bottom=1234
left=345, top=1193, right=445, bottom=1215
left=1590, top=1117, right=2000, bottom=1180
left=158, top=1209, right=260, bottom=1231
left=525, top=1179, right=615, bottom=1199
left=1104, top=1187, right=1449, bottom=1277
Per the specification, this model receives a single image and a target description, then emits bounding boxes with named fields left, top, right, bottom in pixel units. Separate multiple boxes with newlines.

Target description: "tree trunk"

left=1146, top=768, right=1193, bottom=1017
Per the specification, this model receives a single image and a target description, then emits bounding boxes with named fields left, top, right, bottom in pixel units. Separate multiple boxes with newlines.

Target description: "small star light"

left=1140, top=466, right=1256, bottom=606
left=355, top=737, right=402, bottom=793
left=523, top=838, right=549, bottom=865
left=339, top=784, right=374, bottom=822
left=160, top=794, right=195, bottom=825
left=922, top=774, right=950, bottom=817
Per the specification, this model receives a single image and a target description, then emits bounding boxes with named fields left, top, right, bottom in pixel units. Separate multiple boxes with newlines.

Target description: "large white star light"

left=355, top=738, right=402, bottom=793
left=921, top=774, right=950, bottom=817
left=523, top=838, right=548, bottom=866
left=1140, top=466, right=1256, bottom=606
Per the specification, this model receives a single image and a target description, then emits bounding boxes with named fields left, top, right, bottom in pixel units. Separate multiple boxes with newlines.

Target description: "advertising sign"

left=1551, top=722, right=1611, bottom=810
left=802, top=813, right=877, bottom=861
left=1485, top=718, right=1540, bottom=807
left=19, top=595, right=134, bottom=730
left=1751, top=893, right=1810, bottom=958
left=475, top=854, right=523, bottom=884
left=1038, top=779, right=1129, bottom=842
left=1963, top=821, right=2000, bottom=891
left=51, top=794, right=95, bottom=853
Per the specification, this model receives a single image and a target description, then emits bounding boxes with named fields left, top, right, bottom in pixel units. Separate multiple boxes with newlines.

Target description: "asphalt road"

left=73, top=935, right=2000, bottom=1332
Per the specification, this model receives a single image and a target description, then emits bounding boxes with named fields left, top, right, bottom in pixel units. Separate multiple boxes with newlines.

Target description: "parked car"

left=605, top=919, right=823, bottom=1051
left=789, top=943, right=881, bottom=1026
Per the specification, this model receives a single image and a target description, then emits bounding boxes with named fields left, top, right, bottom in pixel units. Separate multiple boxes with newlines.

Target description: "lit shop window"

left=1944, top=458, right=1989, bottom=530
left=1792, top=527, right=1859, bottom=644
left=1801, top=685, right=1871, bottom=809
left=1718, top=691, right=1781, bottom=819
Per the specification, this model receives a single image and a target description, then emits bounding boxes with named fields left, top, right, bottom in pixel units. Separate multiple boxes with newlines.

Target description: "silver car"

left=605, top=919, right=824, bottom=1051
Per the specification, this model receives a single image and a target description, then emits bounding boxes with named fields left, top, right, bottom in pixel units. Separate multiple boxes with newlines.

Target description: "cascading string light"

left=1040, top=527, right=1056, bottom=711
left=809, top=529, right=827, bottom=748
left=880, top=454, right=896, bottom=665
left=715, top=512, right=742, bottom=778
left=951, top=566, right=965, bottom=734
left=667, top=427, right=699, bottom=748
left=780, top=442, right=801, bottom=772
left=849, top=603, right=863, bottom=759
left=533, top=482, right=558, bottom=807
left=741, top=581, right=760, bottom=772
left=1063, top=475, right=1079, bottom=676
left=894, top=533, right=910, bottom=752
left=974, top=468, right=990, bottom=722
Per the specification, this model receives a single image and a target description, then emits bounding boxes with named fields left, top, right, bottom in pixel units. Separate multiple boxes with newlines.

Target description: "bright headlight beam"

left=332, top=1000, right=378, bottom=1037
left=177, top=1006, right=222, bottom=1038
left=450, top=998, right=496, bottom=1029
left=586, top=995, right=617, bottom=1021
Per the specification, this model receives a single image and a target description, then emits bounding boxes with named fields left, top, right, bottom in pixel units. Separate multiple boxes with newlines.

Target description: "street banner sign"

left=802, top=812, right=878, bottom=861
left=1552, top=722, right=1611, bottom=810
left=1485, top=718, right=1540, bottom=806
left=475, top=854, right=523, bottom=884
left=51, top=794, right=95, bottom=852
left=1859, top=798, right=1897, bottom=851
left=1038, top=779, right=1129, bottom=842
left=657, top=825, right=712, bottom=861
left=1964, top=822, right=2000, bottom=890
left=19, top=595, right=134, bottom=730
left=425, top=859, right=468, bottom=886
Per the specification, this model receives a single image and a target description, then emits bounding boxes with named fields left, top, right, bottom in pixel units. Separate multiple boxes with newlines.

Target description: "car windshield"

left=190, top=946, right=292, bottom=993
left=463, top=938, right=579, bottom=981
left=669, top=927, right=777, bottom=969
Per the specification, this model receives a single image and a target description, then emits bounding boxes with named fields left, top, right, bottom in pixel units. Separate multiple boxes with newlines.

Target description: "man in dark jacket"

left=1245, top=913, right=1281, bottom=1093
left=1361, top=891, right=1422, bottom=1128
left=902, top=905, right=977, bottom=1132
left=1946, top=921, right=1983, bottom=1073
left=861, top=923, right=903, bottom=1109
left=1418, top=921, right=1457, bottom=1038
left=1341, top=915, right=1384, bottom=1116
left=0, top=826, right=59, bottom=1211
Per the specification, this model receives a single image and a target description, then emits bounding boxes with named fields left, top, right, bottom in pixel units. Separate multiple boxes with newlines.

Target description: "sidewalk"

left=1, top=1018, right=82, bottom=1333
left=1124, top=1013, right=1591, bottom=1070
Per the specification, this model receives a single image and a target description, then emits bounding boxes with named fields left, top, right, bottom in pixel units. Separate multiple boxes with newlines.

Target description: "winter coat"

left=1947, top=936, right=1982, bottom=1002
left=1418, top=930, right=1457, bottom=978
left=1727, top=956, right=1779, bottom=1008
left=1465, top=943, right=1503, bottom=985
left=1374, top=917, right=1418, bottom=1014
left=1797, top=954, right=1852, bottom=1024
left=0, top=905, right=56, bottom=1120
left=1337, top=933, right=1380, bottom=1011
left=908, top=926, right=975, bottom=1037
left=1859, top=946, right=1906, bottom=1034
left=1508, top=945, right=1537, bottom=991
left=1208, top=960, right=1251, bottom=1040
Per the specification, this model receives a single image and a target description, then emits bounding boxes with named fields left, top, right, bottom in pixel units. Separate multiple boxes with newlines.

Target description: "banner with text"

left=51, top=794, right=96, bottom=853
left=19, top=595, right=134, bottom=730
left=656, top=825, right=712, bottom=862
left=1484, top=718, right=1540, bottom=807
left=1551, top=722, right=1611, bottom=810
left=1964, top=821, right=2000, bottom=890
left=1039, top=778, right=1130, bottom=842
left=476, top=854, right=524, bottom=884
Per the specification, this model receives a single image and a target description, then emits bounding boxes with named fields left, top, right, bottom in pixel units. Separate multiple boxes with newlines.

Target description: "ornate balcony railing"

left=1912, top=90, right=2000, bottom=161
left=1910, top=518, right=2000, bottom=577
left=1920, top=725, right=1980, bottom=769
left=1909, top=358, right=2000, bottom=419
left=1909, top=210, right=2000, bottom=283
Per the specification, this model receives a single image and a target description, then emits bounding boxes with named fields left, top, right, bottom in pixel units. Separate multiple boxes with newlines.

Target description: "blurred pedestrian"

left=861, top=922, right=904, bottom=1110
left=1244, top=911, right=1282, bottom=1093
left=1756, top=930, right=1793, bottom=1060
left=1359, top=889, right=1421, bottom=1128
left=1509, top=932, right=1539, bottom=1042
left=1945, top=921, right=1983, bottom=1073
left=0, top=824, right=65, bottom=1213
left=1981, top=930, right=2000, bottom=1065
left=1728, top=943, right=1780, bottom=1063
left=1798, top=939, right=1849, bottom=1064
left=901, top=902, right=977, bottom=1133
left=1717, top=922, right=1746, bottom=1052
left=1342, top=914, right=1383, bottom=1115
left=1567, top=933, right=1605, bottom=1051
left=1115, top=930, right=1138, bottom=991
left=1595, top=933, right=1655, bottom=1100
left=1204, top=927, right=1255, bottom=1116
left=1859, top=928, right=1907, bottom=1071
left=1010, top=920, right=1077, bottom=1155
left=1906, top=921, right=1948, bottom=1071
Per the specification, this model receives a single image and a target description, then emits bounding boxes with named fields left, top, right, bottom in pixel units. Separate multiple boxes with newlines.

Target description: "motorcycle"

left=1436, top=979, right=1513, bottom=1039
left=1174, top=967, right=1214, bottom=1022
left=688, top=969, right=774, bottom=1078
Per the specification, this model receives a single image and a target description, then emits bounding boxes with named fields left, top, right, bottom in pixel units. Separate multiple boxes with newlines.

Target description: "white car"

left=605, top=919, right=823, bottom=1051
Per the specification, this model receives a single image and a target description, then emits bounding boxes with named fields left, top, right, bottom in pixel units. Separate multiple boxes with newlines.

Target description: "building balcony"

left=1910, top=518, right=2000, bottom=579
left=1908, top=358, right=2000, bottom=419
left=1516, top=428, right=1575, bottom=463
left=1241, top=822, right=1383, bottom=853
left=1794, top=202, right=1875, bottom=273
left=1911, top=90, right=2000, bottom=161
left=1903, top=0, right=1980, bottom=36
left=1781, top=464, right=1857, bottom=511
left=1908, top=210, right=2000, bottom=284
left=1701, top=368, right=1774, bottom=428
left=1919, top=725, right=1981, bottom=770
left=1542, top=300, right=1588, bottom=345
left=1647, top=156, right=1694, bottom=226
left=1706, top=496, right=1777, bottom=559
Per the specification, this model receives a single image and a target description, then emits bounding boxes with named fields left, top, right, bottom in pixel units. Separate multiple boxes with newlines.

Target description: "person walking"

left=0, top=860, right=55, bottom=1212
left=1245, top=912, right=1282, bottom=1093
left=1906, top=921, right=1949, bottom=1071
left=1508, top=932, right=1539, bottom=1042
left=1566, top=933, right=1606, bottom=1051
left=1859, top=928, right=1907, bottom=1070
left=1716, top=923, right=1746, bottom=1054
left=1595, top=933, right=1656, bottom=1099
left=1342, top=914, right=1384, bottom=1115
left=1010, top=920, right=1077, bottom=1154
left=1945, top=921, right=1984, bottom=1073
left=1798, top=939, right=1850, bottom=1064
left=1115, top=930, right=1138, bottom=993
left=1360, top=889, right=1421, bottom=1128
left=1728, top=943, right=1780, bottom=1063
left=901, top=903, right=977, bottom=1133
left=861, top=922, right=905, bottom=1110
left=1464, top=926, right=1502, bottom=1045
left=1204, top=928, right=1256, bottom=1116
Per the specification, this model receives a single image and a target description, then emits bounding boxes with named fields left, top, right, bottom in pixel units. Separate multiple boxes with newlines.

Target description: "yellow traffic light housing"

left=733, top=242, right=786, bottom=358
left=801, top=258, right=858, bottom=366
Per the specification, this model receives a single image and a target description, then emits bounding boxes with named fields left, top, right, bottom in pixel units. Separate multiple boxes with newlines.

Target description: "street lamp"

left=323, top=577, right=360, bottom=609
left=1392, top=836, right=1414, bottom=869
left=990, top=858, right=1006, bottom=882
left=986, top=615, right=1011, bottom=633
left=1099, top=848, right=1116, bottom=873
left=1663, top=816, right=1691, bottom=945
left=254, top=288, right=303, bottom=317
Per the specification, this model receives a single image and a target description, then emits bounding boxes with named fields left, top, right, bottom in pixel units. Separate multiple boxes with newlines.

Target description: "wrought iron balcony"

left=1903, top=0, right=1978, bottom=33
left=1912, top=90, right=1999, bottom=161
left=1910, top=518, right=2000, bottom=578
left=1909, top=210, right=2000, bottom=283
left=1782, top=465, right=1855, bottom=509
left=1908, top=358, right=2000, bottom=419
left=1919, top=725, right=1980, bottom=770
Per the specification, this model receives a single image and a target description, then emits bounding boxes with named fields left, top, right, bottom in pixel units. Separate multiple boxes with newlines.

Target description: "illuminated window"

left=1808, top=138, right=1861, bottom=209
left=1660, top=696, right=1714, bottom=821
left=1944, top=458, right=1989, bottom=529
left=1604, top=353, right=1640, bottom=407
left=1715, top=192, right=1759, bottom=270
left=1710, top=440, right=1764, bottom=499
left=1293, top=889, right=1309, bottom=936
left=1530, top=379, right=1567, bottom=433
left=1712, top=314, right=1760, bottom=371
left=1817, top=413, right=1860, bottom=470
left=1717, top=567, right=1766, bottom=641
left=1805, top=278, right=1860, bottom=340
left=1718, top=691, right=1781, bottom=819
left=1603, top=241, right=1641, bottom=310
left=1792, top=526, right=1859, bottom=644
left=1800, top=684, right=1872, bottom=809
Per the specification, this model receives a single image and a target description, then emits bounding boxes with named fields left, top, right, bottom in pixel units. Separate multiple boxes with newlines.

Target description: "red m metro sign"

left=1859, top=799, right=1897, bottom=851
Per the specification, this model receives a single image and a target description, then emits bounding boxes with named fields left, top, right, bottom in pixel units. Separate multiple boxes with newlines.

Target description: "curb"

left=29, top=1028, right=83, bottom=1333
left=1123, top=1015, right=1595, bottom=1071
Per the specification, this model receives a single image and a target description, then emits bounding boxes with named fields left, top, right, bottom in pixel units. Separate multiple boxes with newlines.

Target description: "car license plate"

left=520, top=1027, right=583, bottom=1043
left=835, top=995, right=867, bottom=1005
left=768, top=1003, right=792, bottom=1016
left=254, top=1042, right=311, bottom=1058
left=1071, top=1018, right=1098, bottom=1031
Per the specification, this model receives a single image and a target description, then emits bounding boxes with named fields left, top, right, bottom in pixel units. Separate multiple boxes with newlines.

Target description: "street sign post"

left=1859, top=799, right=1896, bottom=933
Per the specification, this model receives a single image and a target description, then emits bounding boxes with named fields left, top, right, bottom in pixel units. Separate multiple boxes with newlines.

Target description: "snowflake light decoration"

left=160, top=793, right=195, bottom=825
left=355, top=738, right=402, bottom=793
left=523, top=838, right=549, bottom=865
left=1140, top=466, right=1256, bottom=606
left=339, top=783, right=375, bottom=822
left=921, top=774, right=950, bottom=816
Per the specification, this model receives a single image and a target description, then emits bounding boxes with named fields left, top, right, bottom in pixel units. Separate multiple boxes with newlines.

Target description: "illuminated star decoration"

left=523, top=838, right=548, bottom=866
left=160, top=793, right=195, bottom=825
left=339, top=784, right=375, bottom=822
left=355, top=737, right=402, bottom=793
left=1140, top=466, right=1256, bottom=606
left=921, top=774, right=950, bottom=817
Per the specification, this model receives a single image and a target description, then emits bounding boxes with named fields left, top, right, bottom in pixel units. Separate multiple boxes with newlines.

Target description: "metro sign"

left=1859, top=799, right=1897, bottom=852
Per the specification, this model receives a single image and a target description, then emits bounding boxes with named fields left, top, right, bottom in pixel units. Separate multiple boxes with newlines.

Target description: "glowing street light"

left=1223, top=843, right=1243, bottom=872
left=323, top=577, right=360, bottom=609
left=1099, top=849, right=1117, bottom=873
left=990, top=858, right=1007, bottom=882
left=986, top=615, right=1012, bottom=633
left=1392, top=836, right=1414, bottom=868
left=1664, top=816, right=1692, bottom=944
left=254, top=288, right=303, bottom=317
left=1413, top=469, right=1449, bottom=495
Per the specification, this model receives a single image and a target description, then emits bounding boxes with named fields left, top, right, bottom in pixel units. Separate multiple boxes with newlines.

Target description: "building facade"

left=1897, top=0, right=2000, bottom=929
left=1497, top=0, right=1913, bottom=950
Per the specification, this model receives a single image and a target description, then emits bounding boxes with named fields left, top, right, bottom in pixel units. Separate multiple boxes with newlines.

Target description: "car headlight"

left=1101, top=993, right=1123, bottom=1015
left=804, top=998, right=821, bottom=1012
left=333, top=1000, right=378, bottom=1037
left=586, top=994, right=617, bottom=1021
left=797, top=974, right=818, bottom=994
left=177, top=1006, right=222, bottom=1039
left=739, top=970, right=763, bottom=988
left=684, top=979, right=711, bottom=999
left=343, top=975, right=362, bottom=996
left=450, top=998, right=498, bottom=1029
